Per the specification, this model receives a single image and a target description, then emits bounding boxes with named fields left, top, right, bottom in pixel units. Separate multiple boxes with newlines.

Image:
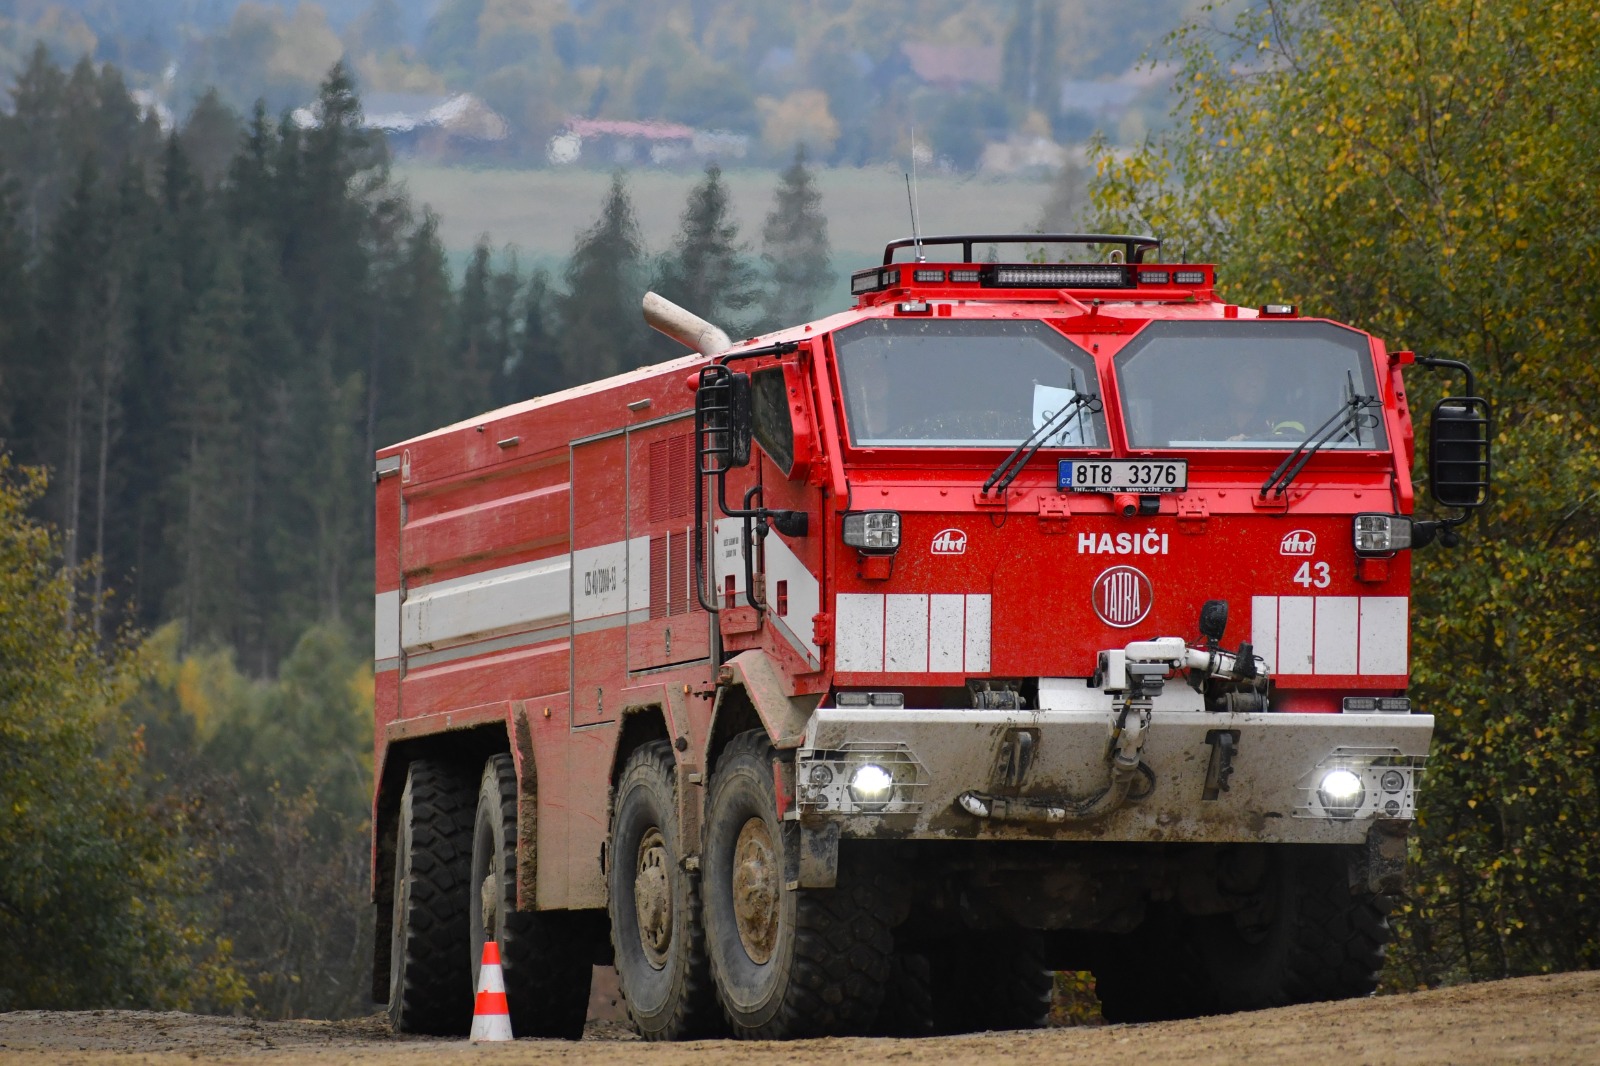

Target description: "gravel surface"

left=2, top=970, right=1595, bottom=1065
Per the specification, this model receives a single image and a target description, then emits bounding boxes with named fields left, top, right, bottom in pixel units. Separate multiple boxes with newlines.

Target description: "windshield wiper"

left=982, top=393, right=1102, bottom=497
left=1260, top=393, right=1379, bottom=499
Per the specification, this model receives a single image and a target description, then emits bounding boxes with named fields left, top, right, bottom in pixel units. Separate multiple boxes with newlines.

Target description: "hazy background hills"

left=2, top=1, right=1207, bottom=273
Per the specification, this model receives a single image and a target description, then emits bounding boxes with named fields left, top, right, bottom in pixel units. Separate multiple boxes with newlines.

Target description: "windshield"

left=1114, top=320, right=1388, bottom=450
left=834, top=319, right=1105, bottom=447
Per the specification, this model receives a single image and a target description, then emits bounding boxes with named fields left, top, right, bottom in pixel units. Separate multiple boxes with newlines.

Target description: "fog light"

left=848, top=764, right=895, bottom=811
left=1353, top=513, right=1414, bottom=555
left=843, top=511, right=901, bottom=553
left=1317, top=768, right=1366, bottom=818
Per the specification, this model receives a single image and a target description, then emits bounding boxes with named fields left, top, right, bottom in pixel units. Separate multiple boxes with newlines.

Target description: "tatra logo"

left=1280, top=530, right=1317, bottom=556
left=1078, top=530, right=1168, bottom=556
left=1093, top=565, right=1152, bottom=628
left=931, top=528, right=967, bottom=554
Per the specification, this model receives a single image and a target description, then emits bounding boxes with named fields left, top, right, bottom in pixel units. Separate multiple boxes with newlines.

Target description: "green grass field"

left=393, top=163, right=1059, bottom=280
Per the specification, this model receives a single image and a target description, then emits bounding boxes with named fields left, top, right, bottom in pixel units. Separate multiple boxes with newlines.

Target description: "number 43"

left=1293, top=561, right=1331, bottom=588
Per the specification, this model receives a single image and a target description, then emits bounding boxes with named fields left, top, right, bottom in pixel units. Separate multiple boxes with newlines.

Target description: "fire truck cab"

left=372, top=234, right=1490, bottom=1039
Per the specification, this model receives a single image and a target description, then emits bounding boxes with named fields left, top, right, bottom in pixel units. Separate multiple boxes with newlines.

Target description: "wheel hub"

left=634, top=828, right=673, bottom=969
left=731, top=816, right=779, bottom=965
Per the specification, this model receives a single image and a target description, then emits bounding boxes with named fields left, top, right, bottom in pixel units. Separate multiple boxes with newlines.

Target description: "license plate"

left=1059, top=459, right=1187, bottom=493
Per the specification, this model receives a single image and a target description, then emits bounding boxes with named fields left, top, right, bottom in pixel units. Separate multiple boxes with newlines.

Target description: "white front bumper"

left=795, top=708, right=1432, bottom=845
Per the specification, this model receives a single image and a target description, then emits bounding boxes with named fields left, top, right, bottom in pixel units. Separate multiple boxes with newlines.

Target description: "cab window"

left=1114, top=320, right=1387, bottom=450
left=834, top=319, right=1104, bottom=448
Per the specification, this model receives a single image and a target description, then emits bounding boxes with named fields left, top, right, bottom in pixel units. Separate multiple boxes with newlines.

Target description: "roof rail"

left=881, top=233, right=1162, bottom=266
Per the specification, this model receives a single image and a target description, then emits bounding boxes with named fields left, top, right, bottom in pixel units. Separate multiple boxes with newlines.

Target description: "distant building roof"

left=566, top=118, right=696, bottom=141
left=294, top=92, right=508, bottom=142
left=901, top=43, right=1002, bottom=90
left=367, top=93, right=507, bottom=140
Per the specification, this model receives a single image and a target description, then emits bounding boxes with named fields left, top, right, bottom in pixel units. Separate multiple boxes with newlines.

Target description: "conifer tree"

left=374, top=209, right=453, bottom=446
left=758, top=145, right=834, bottom=330
left=652, top=162, right=757, bottom=354
left=34, top=159, right=110, bottom=575
left=167, top=250, right=249, bottom=651
left=2, top=44, right=68, bottom=245
left=0, top=180, right=36, bottom=446
left=452, top=240, right=501, bottom=420
left=503, top=266, right=559, bottom=403
left=556, top=171, right=646, bottom=383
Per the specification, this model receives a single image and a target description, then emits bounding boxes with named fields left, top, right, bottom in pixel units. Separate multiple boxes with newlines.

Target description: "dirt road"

left=2, top=970, right=1595, bottom=1065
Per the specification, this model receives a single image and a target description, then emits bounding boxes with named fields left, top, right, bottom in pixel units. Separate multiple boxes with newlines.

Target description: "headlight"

left=848, top=764, right=895, bottom=811
left=1353, top=513, right=1413, bottom=555
left=842, top=511, right=900, bottom=553
left=1317, top=768, right=1366, bottom=818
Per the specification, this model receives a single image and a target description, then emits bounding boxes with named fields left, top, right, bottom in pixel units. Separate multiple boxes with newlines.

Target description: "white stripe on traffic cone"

left=470, top=940, right=514, bottom=1042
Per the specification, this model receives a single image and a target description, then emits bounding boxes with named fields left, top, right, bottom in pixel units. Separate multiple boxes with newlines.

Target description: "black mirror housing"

left=694, top=366, right=753, bottom=472
left=1428, top=396, right=1490, bottom=510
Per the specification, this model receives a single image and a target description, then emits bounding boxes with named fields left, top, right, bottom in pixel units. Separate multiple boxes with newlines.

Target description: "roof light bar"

left=984, top=263, right=1133, bottom=289
left=851, top=266, right=899, bottom=295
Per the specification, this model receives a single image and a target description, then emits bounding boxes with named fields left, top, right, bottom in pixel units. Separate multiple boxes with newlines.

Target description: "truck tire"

left=873, top=951, right=935, bottom=1036
left=470, top=753, right=591, bottom=1039
left=387, top=759, right=475, bottom=1035
left=929, top=932, right=1054, bottom=1033
left=702, top=729, right=894, bottom=1039
left=1193, top=844, right=1391, bottom=1012
left=607, top=740, right=720, bottom=1040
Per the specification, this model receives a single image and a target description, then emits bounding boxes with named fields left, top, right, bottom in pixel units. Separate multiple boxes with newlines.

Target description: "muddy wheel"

left=469, top=753, right=591, bottom=1039
left=929, top=932, right=1054, bottom=1033
left=387, top=759, right=475, bottom=1035
left=607, top=741, right=719, bottom=1040
left=702, top=730, right=893, bottom=1039
left=1193, top=844, right=1391, bottom=1011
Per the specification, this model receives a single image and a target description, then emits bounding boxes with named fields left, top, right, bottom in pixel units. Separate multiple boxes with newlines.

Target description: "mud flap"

left=782, top=820, right=839, bottom=889
left=1354, top=821, right=1409, bottom=895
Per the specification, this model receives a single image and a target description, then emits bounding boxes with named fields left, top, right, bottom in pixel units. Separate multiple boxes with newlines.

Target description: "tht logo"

left=1093, top=565, right=1152, bottom=628
left=931, top=528, right=967, bottom=554
left=1280, top=530, right=1317, bottom=556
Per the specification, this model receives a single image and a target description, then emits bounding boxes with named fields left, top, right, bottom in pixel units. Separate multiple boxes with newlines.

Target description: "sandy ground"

left=2, top=970, right=1596, bottom=1066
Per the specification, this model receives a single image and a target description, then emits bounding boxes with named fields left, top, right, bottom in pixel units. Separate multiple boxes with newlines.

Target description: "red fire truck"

left=372, top=234, right=1489, bottom=1039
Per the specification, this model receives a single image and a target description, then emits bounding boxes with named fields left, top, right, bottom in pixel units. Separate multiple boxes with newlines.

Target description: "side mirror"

left=1428, top=396, right=1490, bottom=510
left=694, top=366, right=752, bottom=472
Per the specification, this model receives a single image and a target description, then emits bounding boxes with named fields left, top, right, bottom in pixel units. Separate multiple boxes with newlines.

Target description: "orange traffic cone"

left=470, top=941, right=514, bottom=1042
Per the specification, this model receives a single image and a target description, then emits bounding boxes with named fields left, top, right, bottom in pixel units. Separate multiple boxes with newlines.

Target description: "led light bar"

left=1343, top=696, right=1412, bottom=713
left=851, top=266, right=899, bottom=295
left=835, top=691, right=906, bottom=708
left=913, top=269, right=945, bottom=283
left=983, top=263, right=1133, bottom=288
left=1174, top=270, right=1207, bottom=285
left=1138, top=270, right=1170, bottom=284
left=950, top=268, right=981, bottom=283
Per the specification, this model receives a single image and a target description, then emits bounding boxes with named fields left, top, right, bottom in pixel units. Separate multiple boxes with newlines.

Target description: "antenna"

left=906, top=127, right=924, bottom=261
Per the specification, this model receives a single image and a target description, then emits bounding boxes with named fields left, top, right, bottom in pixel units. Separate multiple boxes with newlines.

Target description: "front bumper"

left=795, top=707, right=1432, bottom=845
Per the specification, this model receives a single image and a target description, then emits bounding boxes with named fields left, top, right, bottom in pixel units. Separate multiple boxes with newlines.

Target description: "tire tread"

left=390, top=760, right=475, bottom=1035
